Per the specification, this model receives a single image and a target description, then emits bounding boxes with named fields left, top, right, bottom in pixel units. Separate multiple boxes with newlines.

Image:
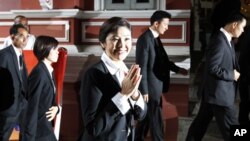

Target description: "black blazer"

left=136, top=29, right=179, bottom=101
left=24, top=62, right=57, bottom=141
left=0, top=45, right=27, bottom=117
left=79, top=61, right=147, bottom=141
left=202, top=31, right=239, bottom=107
left=239, top=26, right=250, bottom=84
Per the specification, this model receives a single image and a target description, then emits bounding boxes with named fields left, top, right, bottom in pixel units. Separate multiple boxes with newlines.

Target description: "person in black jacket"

left=135, top=10, right=188, bottom=141
left=0, top=24, right=29, bottom=141
left=24, top=36, right=60, bottom=141
left=186, top=13, right=246, bottom=141
left=79, top=17, right=147, bottom=141
left=238, top=25, right=250, bottom=126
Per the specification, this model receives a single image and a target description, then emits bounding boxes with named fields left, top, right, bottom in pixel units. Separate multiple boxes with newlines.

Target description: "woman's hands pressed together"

left=121, top=64, right=142, bottom=100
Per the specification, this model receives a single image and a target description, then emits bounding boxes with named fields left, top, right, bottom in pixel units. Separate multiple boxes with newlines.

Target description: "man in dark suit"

left=135, top=10, right=188, bottom=141
left=210, top=0, right=241, bottom=35
left=237, top=25, right=250, bottom=125
left=186, top=13, right=246, bottom=141
left=0, top=24, right=29, bottom=141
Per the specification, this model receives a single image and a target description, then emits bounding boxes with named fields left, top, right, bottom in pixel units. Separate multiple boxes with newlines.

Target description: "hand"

left=143, top=94, right=149, bottom=103
left=46, top=106, right=59, bottom=121
left=234, top=69, right=240, bottom=81
left=131, top=90, right=140, bottom=101
left=121, top=64, right=142, bottom=98
left=179, top=68, right=188, bottom=75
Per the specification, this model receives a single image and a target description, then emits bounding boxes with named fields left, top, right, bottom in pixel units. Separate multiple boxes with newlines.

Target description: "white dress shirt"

left=101, top=53, right=145, bottom=115
left=220, top=28, right=232, bottom=47
left=12, top=45, right=22, bottom=70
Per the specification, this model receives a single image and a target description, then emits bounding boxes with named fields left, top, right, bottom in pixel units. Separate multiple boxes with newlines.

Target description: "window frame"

left=94, top=0, right=166, bottom=11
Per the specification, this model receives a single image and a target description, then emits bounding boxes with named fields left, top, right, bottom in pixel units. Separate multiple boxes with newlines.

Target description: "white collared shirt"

left=101, top=53, right=145, bottom=115
left=42, top=60, right=54, bottom=79
left=101, top=52, right=128, bottom=85
left=42, top=60, right=56, bottom=93
left=12, top=45, right=22, bottom=70
left=220, top=28, right=232, bottom=47
left=149, top=27, right=159, bottom=38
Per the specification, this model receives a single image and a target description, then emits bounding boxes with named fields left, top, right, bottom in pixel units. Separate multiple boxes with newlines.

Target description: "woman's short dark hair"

left=33, top=35, right=59, bottom=61
left=150, top=10, right=171, bottom=25
left=99, top=17, right=131, bottom=43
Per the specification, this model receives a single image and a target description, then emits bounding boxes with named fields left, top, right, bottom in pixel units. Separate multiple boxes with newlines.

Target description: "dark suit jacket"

left=24, top=62, right=57, bottom=141
left=239, top=26, right=250, bottom=84
left=136, top=29, right=180, bottom=101
left=0, top=45, right=27, bottom=119
left=79, top=61, right=147, bottom=141
left=202, top=31, right=239, bottom=107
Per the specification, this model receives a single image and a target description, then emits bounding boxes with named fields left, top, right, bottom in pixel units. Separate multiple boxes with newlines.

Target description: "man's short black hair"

left=9, top=24, right=27, bottom=35
left=223, top=11, right=246, bottom=26
left=150, top=10, right=171, bottom=25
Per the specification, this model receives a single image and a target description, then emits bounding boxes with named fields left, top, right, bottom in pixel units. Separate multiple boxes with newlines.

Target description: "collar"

left=220, top=28, right=232, bottom=43
left=149, top=27, right=159, bottom=38
left=101, top=53, right=128, bottom=75
left=42, top=60, right=54, bottom=77
left=12, top=44, right=22, bottom=57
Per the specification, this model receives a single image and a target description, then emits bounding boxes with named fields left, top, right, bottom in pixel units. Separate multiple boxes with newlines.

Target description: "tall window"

left=105, top=0, right=155, bottom=10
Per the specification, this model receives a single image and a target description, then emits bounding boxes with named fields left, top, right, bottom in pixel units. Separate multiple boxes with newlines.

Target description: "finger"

left=143, top=96, right=147, bottom=102
left=48, top=117, right=53, bottom=121
left=135, top=75, right=142, bottom=88
left=132, top=74, right=141, bottom=87
left=131, top=68, right=140, bottom=85
left=46, top=114, right=51, bottom=118
left=128, top=65, right=139, bottom=79
left=126, top=65, right=135, bottom=78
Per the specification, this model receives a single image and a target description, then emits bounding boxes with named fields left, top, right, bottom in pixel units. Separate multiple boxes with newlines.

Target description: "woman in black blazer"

left=79, top=17, right=147, bottom=141
left=24, top=36, right=60, bottom=141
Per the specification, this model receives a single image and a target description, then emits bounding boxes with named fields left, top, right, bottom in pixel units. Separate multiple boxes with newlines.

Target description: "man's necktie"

left=19, top=55, right=25, bottom=82
left=19, top=54, right=27, bottom=96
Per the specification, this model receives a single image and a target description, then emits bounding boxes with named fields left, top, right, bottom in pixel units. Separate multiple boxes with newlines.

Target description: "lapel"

left=9, top=46, right=22, bottom=83
left=111, top=74, right=120, bottom=87
left=146, top=29, right=155, bottom=49
left=221, top=33, right=237, bottom=69
left=22, top=54, right=28, bottom=80
left=230, top=41, right=240, bottom=70
left=40, top=62, right=56, bottom=94
left=101, top=61, right=121, bottom=88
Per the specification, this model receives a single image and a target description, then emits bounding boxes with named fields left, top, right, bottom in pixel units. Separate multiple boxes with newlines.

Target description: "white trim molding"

left=94, top=0, right=166, bottom=11
left=162, top=21, right=187, bottom=43
left=82, top=21, right=187, bottom=44
left=0, top=20, right=70, bottom=42
left=79, top=10, right=190, bottom=19
left=0, top=22, right=14, bottom=42
left=11, top=9, right=80, bottom=18
left=29, top=20, right=70, bottom=42
left=0, top=9, right=190, bottom=19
